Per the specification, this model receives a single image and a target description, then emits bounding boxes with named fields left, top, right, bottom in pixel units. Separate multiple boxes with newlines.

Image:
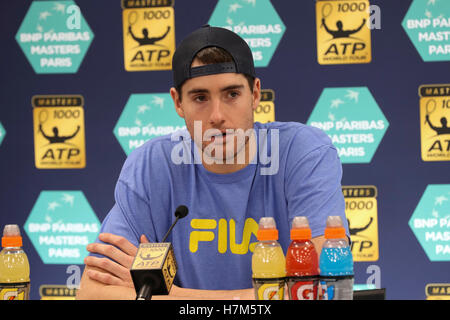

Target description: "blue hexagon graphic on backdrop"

left=409, top=184, right=450, bottom=261
left=113, top=93, right=186, bottom=156
left=208, top=0, right=286, bottom=67
left=401, top=0, right=450, bottom=62
left=307, top=87, right=389, bottom=164
left=15, top=1, right=94, bottom=73
left=24, top=191, right=101, bottom=264
left=0, top=122, right=5, bottom=146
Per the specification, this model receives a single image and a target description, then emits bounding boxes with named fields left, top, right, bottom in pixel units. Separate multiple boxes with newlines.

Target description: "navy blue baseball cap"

left=172, top=25, right=256, bottom=88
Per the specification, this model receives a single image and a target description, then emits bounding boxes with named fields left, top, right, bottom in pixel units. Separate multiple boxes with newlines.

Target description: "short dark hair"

left=175, top=46, right=255, bottom=101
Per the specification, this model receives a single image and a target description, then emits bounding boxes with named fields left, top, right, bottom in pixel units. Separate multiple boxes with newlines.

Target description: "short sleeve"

left=89, top=180, right=156, bottom=258
left=285, top=144, right=348, bottom=238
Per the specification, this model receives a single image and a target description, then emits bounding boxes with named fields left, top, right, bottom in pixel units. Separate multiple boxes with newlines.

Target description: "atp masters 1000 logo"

left=343, top=185, right=379, bottom=261
left=32, top=95, right=86, bottom=169
left=122, top=0, right=175, bottom=71
left=316, top=0, right=372, bottom=65
left=254, top=89, right=275, bottom=123
left=419, top=84, right=450, bottom=161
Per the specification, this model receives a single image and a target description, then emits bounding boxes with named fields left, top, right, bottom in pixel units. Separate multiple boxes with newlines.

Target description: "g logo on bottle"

left=255, top=282, right=285, bottom=300
left=290, top=280, right=319, bottom=300
left=0, top=287, right=28, bottom=300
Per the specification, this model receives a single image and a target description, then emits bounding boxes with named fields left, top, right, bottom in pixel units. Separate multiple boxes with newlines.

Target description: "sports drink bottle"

left=0, top=225, right=30, bottom=300
left=252, top=217, right=286, bottom=300
left=286, top=216, right=319, bottom=300
left=319, top=216, right=354, bottom=300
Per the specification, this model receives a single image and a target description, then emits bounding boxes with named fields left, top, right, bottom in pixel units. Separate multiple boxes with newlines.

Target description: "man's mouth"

left=206, top=130, right=233, bottom=142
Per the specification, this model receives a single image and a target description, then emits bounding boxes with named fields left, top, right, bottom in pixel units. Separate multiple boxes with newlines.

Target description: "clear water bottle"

left=319, top=216, right=354, bottom=300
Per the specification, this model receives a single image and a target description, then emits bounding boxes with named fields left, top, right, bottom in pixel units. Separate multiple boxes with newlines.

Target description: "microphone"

left=130, top=205, right=189, bottom=300
left=162, top=205, right=188, bottom=242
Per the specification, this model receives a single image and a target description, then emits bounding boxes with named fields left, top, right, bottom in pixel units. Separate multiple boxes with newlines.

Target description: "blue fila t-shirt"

left=94, top=121, right=348, bottom=290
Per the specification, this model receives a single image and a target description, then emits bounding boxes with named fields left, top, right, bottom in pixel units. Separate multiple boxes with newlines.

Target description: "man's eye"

left=229, top=91, right=240, bottom=98
left=195, top=95, right=207, bottom=102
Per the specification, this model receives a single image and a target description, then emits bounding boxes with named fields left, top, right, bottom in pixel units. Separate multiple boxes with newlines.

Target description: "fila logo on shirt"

left=189, top=218, right=258, bottom=254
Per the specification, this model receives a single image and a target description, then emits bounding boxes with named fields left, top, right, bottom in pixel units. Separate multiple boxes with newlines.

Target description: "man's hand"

left=79, top=233, right=255, bottom=300
left=84, top=233, right=149, bottom=288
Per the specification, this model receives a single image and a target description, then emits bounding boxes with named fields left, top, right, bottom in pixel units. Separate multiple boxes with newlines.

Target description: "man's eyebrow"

left=187, top=88, right=209, bottom=95
left=221, top=84, right=245, bottom=92
left=186, top=84, right=245, bottom=95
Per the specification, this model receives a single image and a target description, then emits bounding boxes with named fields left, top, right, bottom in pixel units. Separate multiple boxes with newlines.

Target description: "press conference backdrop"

left=1, top=0, right=449, bottom=300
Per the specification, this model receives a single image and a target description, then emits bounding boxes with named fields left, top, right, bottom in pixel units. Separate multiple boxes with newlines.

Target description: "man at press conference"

left=76, top=25, right=349, bottom=300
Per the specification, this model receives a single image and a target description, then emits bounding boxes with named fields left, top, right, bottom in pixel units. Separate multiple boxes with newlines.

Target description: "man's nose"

left=208, top=98, right=226, bottom=125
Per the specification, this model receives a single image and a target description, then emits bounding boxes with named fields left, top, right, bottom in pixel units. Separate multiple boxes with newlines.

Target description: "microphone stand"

left=136, top=284, right=152, bottom=300
left=161, top=215, right=181, bottom=242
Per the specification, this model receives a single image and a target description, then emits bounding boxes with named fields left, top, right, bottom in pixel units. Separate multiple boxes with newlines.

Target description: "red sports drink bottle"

left=285, top=216, right=319, bottom=300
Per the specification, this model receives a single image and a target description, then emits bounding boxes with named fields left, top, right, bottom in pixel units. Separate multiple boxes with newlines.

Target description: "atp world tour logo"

left=122, top=0, right=175, bottom=71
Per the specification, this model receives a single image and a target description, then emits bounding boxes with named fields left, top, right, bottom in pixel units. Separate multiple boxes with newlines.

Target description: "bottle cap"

left=290, top=216, right=312, bottom=240
left=2, top=224, right=23, bottom=247
left=256, top=217, right=278, bottom=241
left=324, top=216, right=346, bottom=239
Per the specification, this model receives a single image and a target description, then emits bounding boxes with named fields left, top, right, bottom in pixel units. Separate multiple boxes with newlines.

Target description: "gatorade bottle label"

left=287, top=276, right=319, bottom=300
left=319, top=276, right=354, bottom=300
left=252, top=278, right=285, bottom=300
left=0, top=282, right=30, bottom=300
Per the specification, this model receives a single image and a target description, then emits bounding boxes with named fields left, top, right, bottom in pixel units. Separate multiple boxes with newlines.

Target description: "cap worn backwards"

left=172, top=25, right=256, bottom=88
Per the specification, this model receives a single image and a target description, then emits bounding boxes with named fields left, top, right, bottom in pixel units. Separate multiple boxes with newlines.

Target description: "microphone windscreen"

left=175, top=205, right=189, bottom=219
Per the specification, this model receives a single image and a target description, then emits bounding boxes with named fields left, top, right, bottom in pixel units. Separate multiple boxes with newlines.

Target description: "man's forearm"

left=169, top=285, right=255, bottom=300
left=76, top=284, right=136, bottom=300
left=77, top=285, right=254, bottom=300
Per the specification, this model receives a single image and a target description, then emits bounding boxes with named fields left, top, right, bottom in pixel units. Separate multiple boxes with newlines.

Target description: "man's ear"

left=170, top=87, right=185, bottom=118
left=251, top=78, right=261, bottom=111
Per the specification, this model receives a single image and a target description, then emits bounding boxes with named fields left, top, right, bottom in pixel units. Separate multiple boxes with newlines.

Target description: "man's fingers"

left=98, top=233, right=139, bottom=256
left=84, top=256, right=133, bottom=286
left=140, top=234, right=150, bottom=243
left=86, top=242, right=134, bottom=269
left=86, top=269, right=133, bottom=288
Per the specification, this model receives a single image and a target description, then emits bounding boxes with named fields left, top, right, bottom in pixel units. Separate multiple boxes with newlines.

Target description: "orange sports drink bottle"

left=251, top=217, right=286, bottom=300
left=0, top=225, right=30, bottom=300
left=285, top=216, right=320, bottom=300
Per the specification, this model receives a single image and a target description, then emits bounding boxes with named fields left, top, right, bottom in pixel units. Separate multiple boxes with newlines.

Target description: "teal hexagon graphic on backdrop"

left=409, top=184, right=450, bottom=261
left=208, top=0, right=286, bottom=67
left=15, top=1, right=94, bottom=73
left=113, top=93, right=186, bottom=155
left=24, top=191, right=100, bottom=264
left=307, top=87, right=389, bottom=164
left=401, top=0, right=450, bottom=62
left=0, top=122, right=5, bottom=146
